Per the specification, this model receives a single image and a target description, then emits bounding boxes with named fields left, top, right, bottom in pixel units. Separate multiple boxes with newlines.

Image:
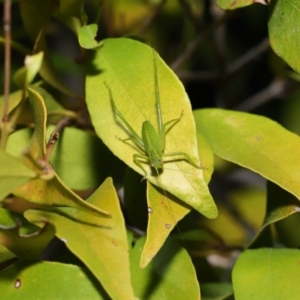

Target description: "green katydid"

left=104, top=50, right=205, bottom=267
left=104, top=51, right=203, bottom=179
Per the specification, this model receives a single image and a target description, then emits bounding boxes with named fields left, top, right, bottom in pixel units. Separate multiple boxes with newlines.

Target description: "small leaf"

left=232, top=248, right=300, bottom=300
left=0, top=217, right=55, bottom=260
left=79, top=24, right=102, bottom=49
left=86, top=38, right=217, bottom=219
left=25, top=178, right=134, bottom=300
left=0, top=261, right=109, bottom=299
left=131, top=236, right=200, bottom=300
left=13, top=52, right=44, bottom=87
left=217, top=0, right=269, bottom=9
left=0, top=150, right=36, bottom=201
left=194, top=109, right=300, bottom=202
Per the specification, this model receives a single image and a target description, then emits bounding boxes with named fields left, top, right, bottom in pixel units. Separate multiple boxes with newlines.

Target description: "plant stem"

left=2, top=0, right=11, bottom=122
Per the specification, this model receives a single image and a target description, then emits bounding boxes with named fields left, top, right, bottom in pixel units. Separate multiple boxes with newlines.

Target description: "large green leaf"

left=269, top=0, right=300, bottom=73
left=86, top=37, right=217, bottom=219
left=0, top=150, right=36, bottom=201
left=25, top=178, right=135, bottom=300
left=194, top=109, right=300, bottom=202
left=0, top=261, right=109, bottom=299
left=232, top=248, right=300, bottom=300
left=131, top=236, right=200, bottom=300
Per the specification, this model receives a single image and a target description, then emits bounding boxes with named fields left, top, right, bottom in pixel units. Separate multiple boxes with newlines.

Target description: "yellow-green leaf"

left=86, top=37, right=217, bottom=219
left=232, top=248, right=300, bottom=300
left=79, top=24, right=102, bottom=49
left=140, top=182, right=190, bottom=268
left=194, top=109, right=300, bottom=202
left=25, top=178, right=134, bottom=300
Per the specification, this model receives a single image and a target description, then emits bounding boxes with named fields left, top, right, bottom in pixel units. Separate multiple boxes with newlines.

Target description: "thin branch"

left=44, top=132, right=59, bottom=164
left=43, top=116, right=72, bottom=163
left=2, top=0, right=11, bottom=122
left=177, top=0, right=201, bottom=28
left=227, top=38, right=269, bottom=75
left=138, top=0, right=167, bottom=35
left=177, top=38, right=270, bottom=82
left=170, top=11, right=231, bottom=72
left=235, top=79, right=288, bottom=112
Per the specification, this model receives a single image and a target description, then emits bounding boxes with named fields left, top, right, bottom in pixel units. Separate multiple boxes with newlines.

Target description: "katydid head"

left=150, top=157, right=164, bottom=171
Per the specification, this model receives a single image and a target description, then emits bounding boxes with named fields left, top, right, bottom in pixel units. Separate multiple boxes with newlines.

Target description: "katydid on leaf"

left=104, top=50, right=203, bottom=179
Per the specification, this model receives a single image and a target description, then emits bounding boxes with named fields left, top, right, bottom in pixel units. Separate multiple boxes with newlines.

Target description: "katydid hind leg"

left=162, top=151, right=203, bottom=169
left=152, top=50, right=166, bottom=151
left=163, top=110, right=184, bottom=136
left=152, top=51, right=185, bottom=150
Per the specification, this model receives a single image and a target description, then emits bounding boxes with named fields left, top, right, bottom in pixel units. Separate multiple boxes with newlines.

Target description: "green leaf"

left=25, top=178, right=135, bottom=300
left=140, top=182, right=190, bottom=268
left=232, top=248, right=300, bottom=300
left=0, top=218, right=55, bottom=260
left=0, top=150, right=36, bottom=201
left=217, top=0, right=269, bottom=9
left=46, top=125, right=125, bottom=190
left=0, top=244, right=16, bottom=264
left=0, top=90, right=23, bottom=117
left=0, top=261, right=109, bottom=299
left=269, top=0, right=300, bottom=73
left=79, top=24, right=103, bottom=49
left=194, top=109, right=300, bottom=202
left=13, top=87, right=109, bottom=216
left=131, top=236, right=200, bottom=300
left=217, top=0, right=252, bottom=9
left=13, top=52, right=44, bottom=87
left=86, top=37, right=217, bottom=219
